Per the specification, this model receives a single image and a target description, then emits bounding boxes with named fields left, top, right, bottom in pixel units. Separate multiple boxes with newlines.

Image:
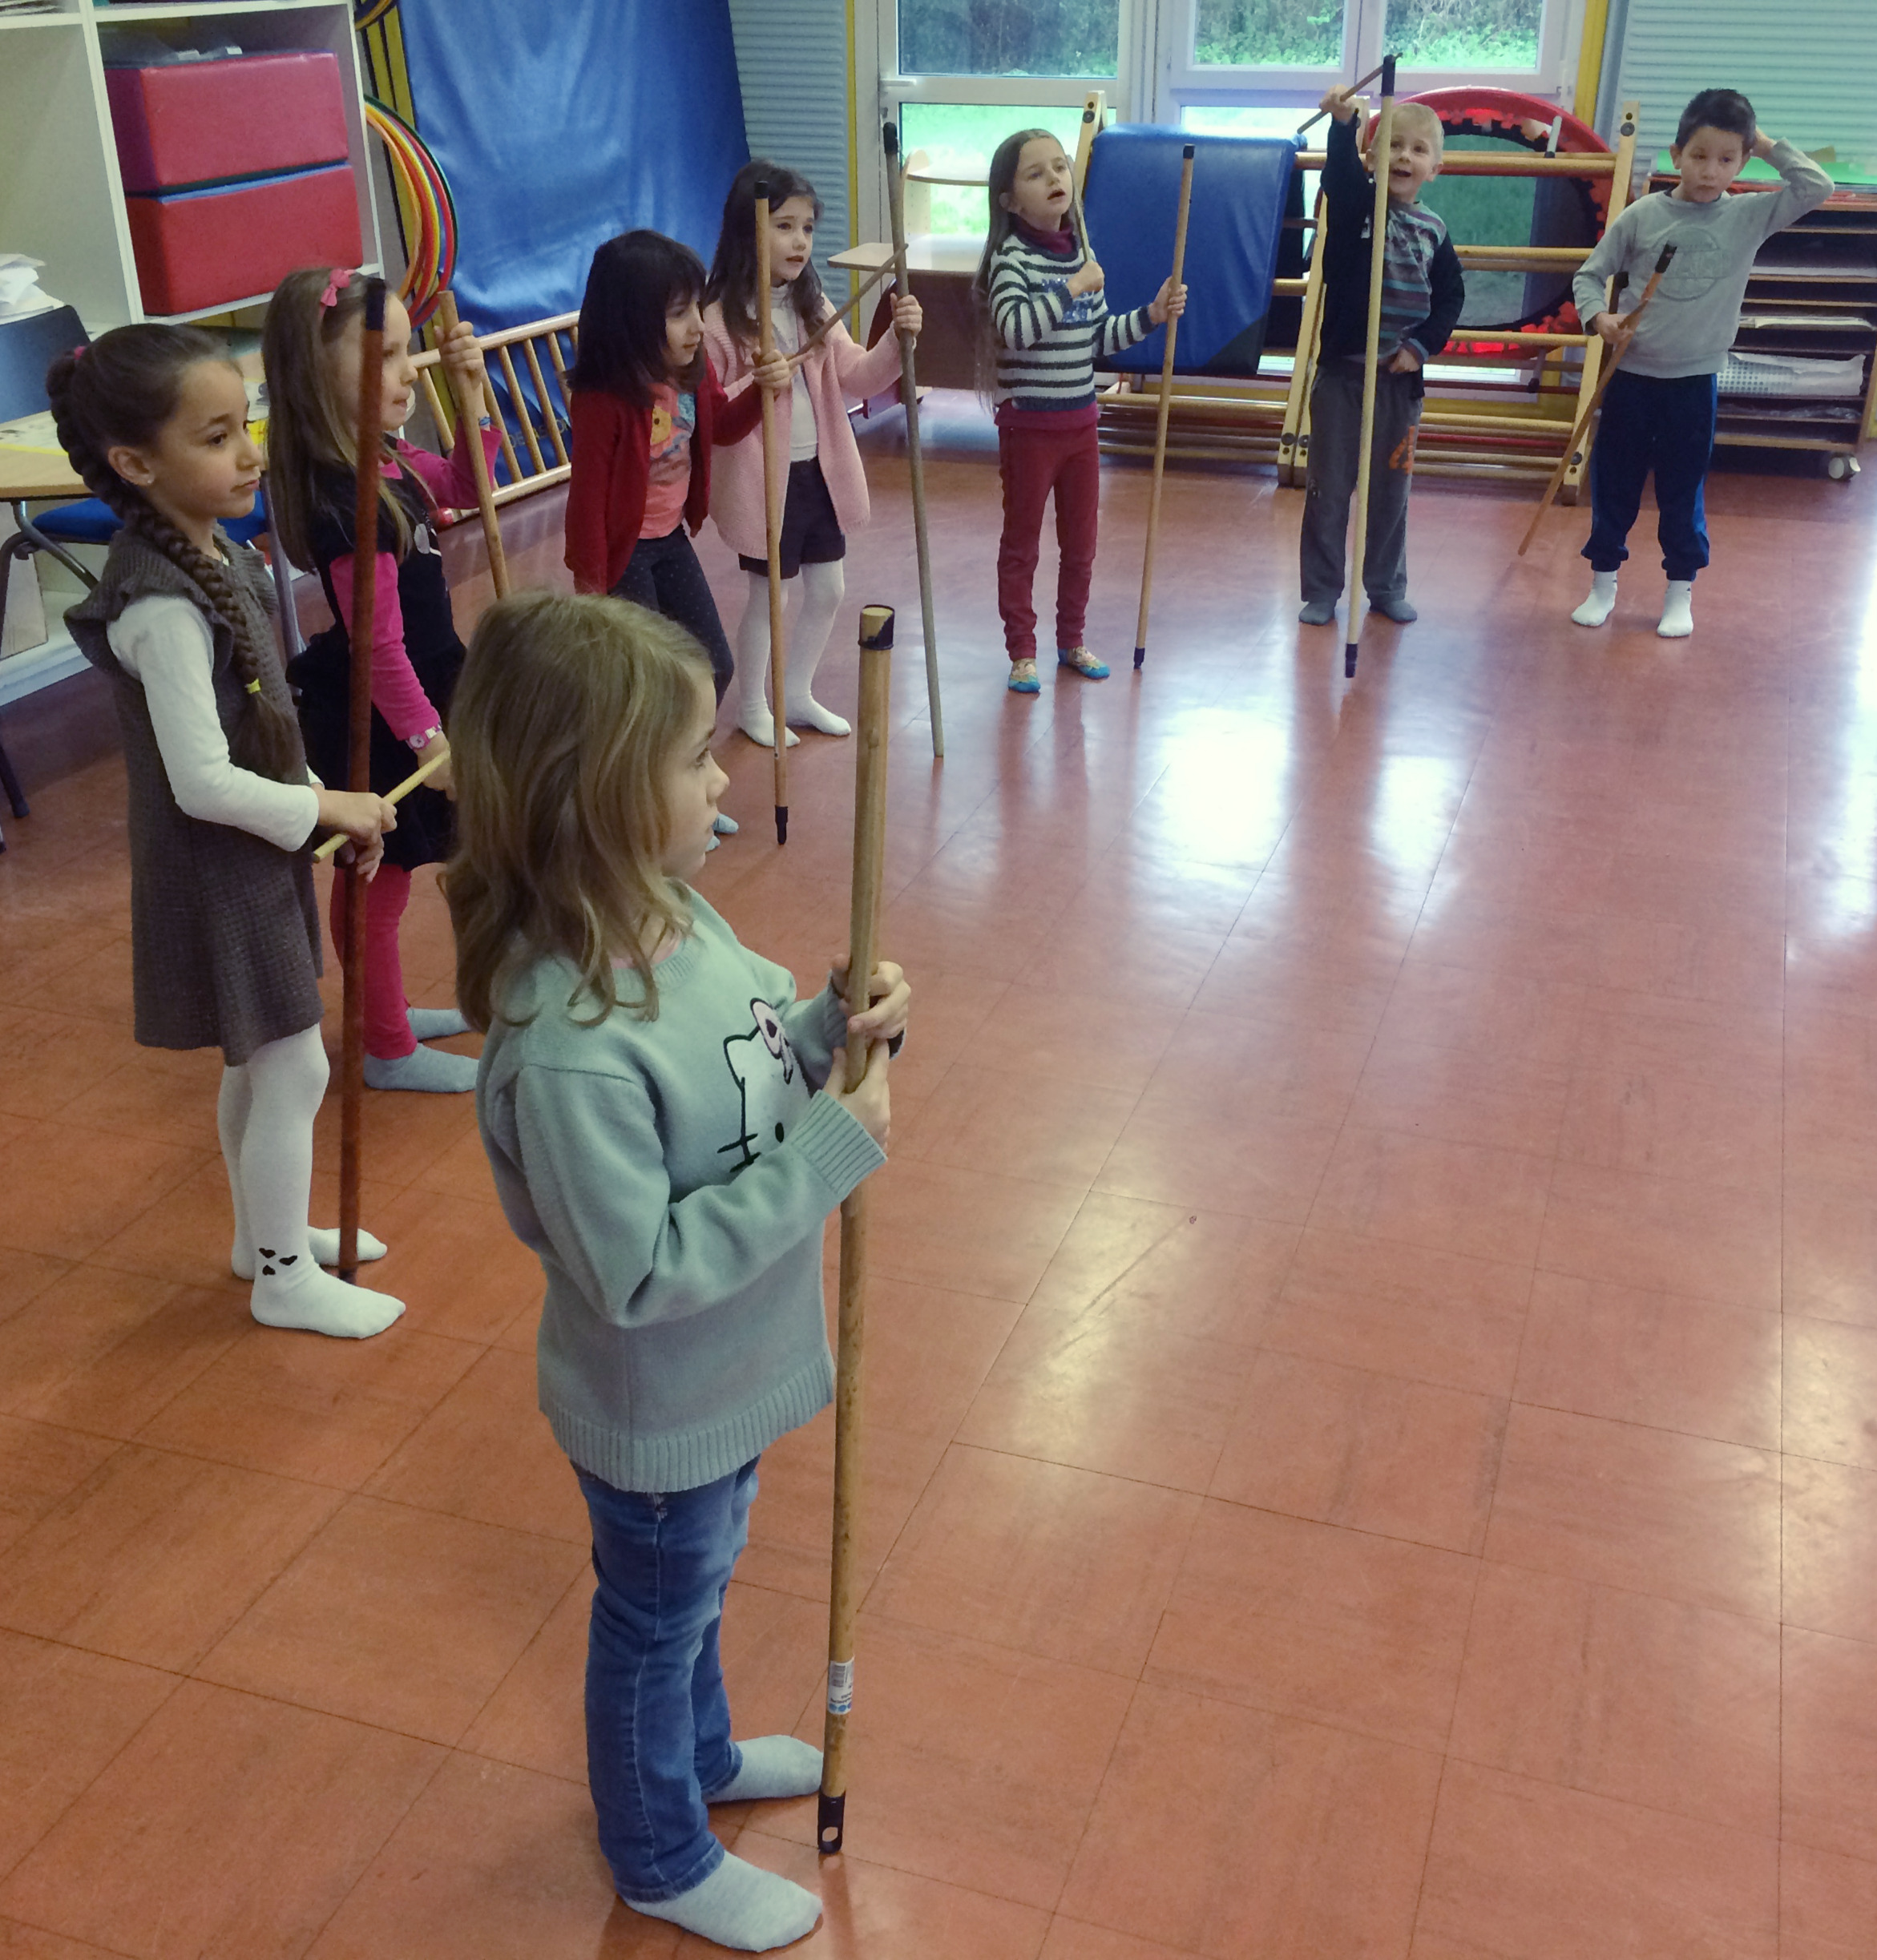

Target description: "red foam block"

left=107, top=51, right=350, bottom=194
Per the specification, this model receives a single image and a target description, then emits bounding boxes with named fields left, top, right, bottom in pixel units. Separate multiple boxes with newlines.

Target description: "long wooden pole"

left=789, top=261, right=894, bottom=366
left=338, top=276, right=385, bottom=1282
left=1133, top=143, right=1196, bottom=671
left=753, top=181, right=790, bottom=845
left=433, top=291, right=509, bottom=599
left=1516, top=243, right=1676, bottom=556
left=882, top=123, right=944, bottom=759
left=819, top=602, right=894, bottom=1857
left=1344, top=58, right=1396, bottom=683
left=1295, top=60, right=1388, bottom=137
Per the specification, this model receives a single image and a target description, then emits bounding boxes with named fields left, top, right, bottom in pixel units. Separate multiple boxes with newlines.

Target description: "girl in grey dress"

left=50, top=325, right=404, bottom=1339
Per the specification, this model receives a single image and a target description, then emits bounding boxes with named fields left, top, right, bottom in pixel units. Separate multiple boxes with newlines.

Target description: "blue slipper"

left=1057, top=646, right=1110, bottom=680
left=1007, top=659, right=1040, bottom=694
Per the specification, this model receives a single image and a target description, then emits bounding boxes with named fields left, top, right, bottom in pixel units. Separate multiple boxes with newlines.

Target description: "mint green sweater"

left=475, top=893, right=886, bottom=1493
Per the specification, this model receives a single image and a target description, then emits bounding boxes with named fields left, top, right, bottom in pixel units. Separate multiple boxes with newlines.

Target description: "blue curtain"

left=396, top=0, right=749, bottom=333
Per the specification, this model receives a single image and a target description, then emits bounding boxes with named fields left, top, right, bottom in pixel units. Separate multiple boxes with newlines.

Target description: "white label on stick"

left=826, top=1659, right=855, bottom=1716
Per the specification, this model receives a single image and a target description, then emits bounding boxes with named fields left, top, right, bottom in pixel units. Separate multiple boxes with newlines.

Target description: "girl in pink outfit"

left=262, top=265, right=501, bottom=1093
left=703, top=160, right=921, bottom=746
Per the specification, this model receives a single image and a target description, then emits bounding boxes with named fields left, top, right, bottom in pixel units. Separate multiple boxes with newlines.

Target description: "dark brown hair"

left=570, top=232, right=708, bottom=409
left=46, top=324, right=302, bottom=780
left=260, top=264, right=413, bottom=571
left=1677, top=88, right=1756, bottom=151
left=704, top=159, right=827, bottom=350
left=442, top=590, right=713, bottom=1030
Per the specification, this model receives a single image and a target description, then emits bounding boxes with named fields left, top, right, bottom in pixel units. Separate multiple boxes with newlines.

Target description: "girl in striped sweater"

left=974, top=128, right=1184, bottom=692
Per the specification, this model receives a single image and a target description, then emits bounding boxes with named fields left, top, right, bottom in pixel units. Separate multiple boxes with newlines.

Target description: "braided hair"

left=46, top=325, right=304, bottom=781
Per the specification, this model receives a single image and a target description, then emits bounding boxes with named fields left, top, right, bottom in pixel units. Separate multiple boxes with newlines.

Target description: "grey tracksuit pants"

left=1300, top=359, right=1422, bottom=606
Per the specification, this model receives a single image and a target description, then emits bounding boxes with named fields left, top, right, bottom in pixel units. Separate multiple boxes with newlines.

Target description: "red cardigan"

left=563, top=360, right=763, bottom=595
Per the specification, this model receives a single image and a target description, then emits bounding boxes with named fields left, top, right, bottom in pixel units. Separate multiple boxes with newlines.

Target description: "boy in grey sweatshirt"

left=1569, top=88, right=1831, bottom=638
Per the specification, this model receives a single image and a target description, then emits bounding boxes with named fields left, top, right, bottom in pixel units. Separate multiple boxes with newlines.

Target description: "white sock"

left=783, top=561, right=850, bottom=736
left=1658, top=579, right=1694, bottom=638
left=733, top=572, right=800, bottom=748
left=1572, top=571, right=1618, bottom=627
left=407, top=1006, right=470, bottom=1041
left=232, top=1225, right=385, bottom=1282
left=364, top=1044, right=477, bottom=1093
left=706, top=1736, right=822, bottom=1805
left=228, top=1026, right=405, bottom=1341
left=251, top=1262, right=405, bottom=1340
left=630, top=1853, right=821, bottom=1952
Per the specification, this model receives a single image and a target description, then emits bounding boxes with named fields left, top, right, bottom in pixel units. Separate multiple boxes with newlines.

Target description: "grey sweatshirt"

left=1572, top=141, right=1833, bottom=378
left=475, top=893, right=886, bottom=1494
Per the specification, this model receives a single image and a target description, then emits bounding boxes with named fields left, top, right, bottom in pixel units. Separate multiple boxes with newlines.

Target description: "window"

left=1191, top=0, right=1345, bottom=71
left=1383, top=0, right=1543, bottom=70
left=897, top=1, right=1120, bottom=78
left=900, top=103, right=1089, bottom=236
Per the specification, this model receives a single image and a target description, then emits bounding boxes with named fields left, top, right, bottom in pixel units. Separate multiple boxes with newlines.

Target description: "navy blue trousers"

left=1583, top=369, right=1718, bottom=581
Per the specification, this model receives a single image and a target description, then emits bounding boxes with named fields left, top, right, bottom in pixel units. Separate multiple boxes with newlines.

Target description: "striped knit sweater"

left=986, top=223, right=1152, bottom=415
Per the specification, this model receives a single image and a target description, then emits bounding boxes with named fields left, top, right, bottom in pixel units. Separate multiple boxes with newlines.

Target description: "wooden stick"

left=818, top=601, right=894, bottom=1858
left=433, top=292, right=510, bottom=598
left=1344, top=58, right=1396, bottom=683
left=310, top=747, right=449, bottom=863
left=790, top=261, right=894, bottom=367
left=339, top=277, right=386, bottom=1282
left=1133, top=143, right=1196, bottom=672
left=1295, top=62, right=1388, bottom=137
left=754, top=180, right=790, bottom=845
left=1516, top=244, right=1676, bottom=556
left=883, top=122, right=944, bottom=759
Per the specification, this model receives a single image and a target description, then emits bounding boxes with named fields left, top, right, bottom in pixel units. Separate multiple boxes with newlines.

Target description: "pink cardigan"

left=702, top=296, right=905, bottom=562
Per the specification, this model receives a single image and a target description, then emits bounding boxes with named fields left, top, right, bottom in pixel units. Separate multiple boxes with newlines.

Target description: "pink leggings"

left=327, top=864, right=415, bottom=1061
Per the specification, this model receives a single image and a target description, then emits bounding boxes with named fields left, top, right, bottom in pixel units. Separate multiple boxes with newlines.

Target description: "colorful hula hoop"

left=364, top=96, right=457, bottom=326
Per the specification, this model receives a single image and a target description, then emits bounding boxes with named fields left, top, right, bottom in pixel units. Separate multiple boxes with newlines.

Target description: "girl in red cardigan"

left=564, top=231, right=789, bottom=717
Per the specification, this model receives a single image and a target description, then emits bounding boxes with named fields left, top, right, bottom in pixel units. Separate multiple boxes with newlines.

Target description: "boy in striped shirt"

left=975, top=128, right=1185, bottom=692
left=1300, top=87, right=1464, bottom=628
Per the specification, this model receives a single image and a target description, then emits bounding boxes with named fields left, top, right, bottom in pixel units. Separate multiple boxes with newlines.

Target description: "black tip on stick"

left=1380, top=54, right=1397, bottom=94
left=882, top=121, right=898, bottom=160
left=362, top=273, right=385, bottom=333
left=818, top=1790, right=846, bottom=1854
left=775, top=806, right=788, bottom=846
left=753, top=176, right=769, bottom=203
left=1182, top=142, right=1196, bottom=159
left=1344, top=639, right=1358, bottom=678
left=1133, top=645, right=1146, bottom=670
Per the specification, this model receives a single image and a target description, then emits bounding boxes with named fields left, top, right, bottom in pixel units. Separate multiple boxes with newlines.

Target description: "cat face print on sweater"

left=719, top=996, right=813, bottom=1169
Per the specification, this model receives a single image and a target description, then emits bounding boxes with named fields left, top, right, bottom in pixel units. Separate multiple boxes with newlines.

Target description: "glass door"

left=880, top=0, right=1146, bottom=242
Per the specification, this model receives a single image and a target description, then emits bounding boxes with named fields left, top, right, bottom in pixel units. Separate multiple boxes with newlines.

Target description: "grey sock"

left=1368, top=595, right=1417, bottom=623
left=1298, top=598, right=1337, bottom=626
left=363, top=1045, right=477, bottom=1094
left=406, top=1006, right=471, bottom=1042
left=706, top=1736, right=822, bottom=1805
left=629, top=1853, right=821, bottom=1951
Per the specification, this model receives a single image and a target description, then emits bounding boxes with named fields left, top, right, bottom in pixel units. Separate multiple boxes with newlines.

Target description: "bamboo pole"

left=311, top=747, right=449, bottom=863
left=818, top=602, right=894, bottom=1857
left=1517, top=243, right=1676, bottom=556
left=1295, top=60, right=1387, bottom=137
left=790, top=260, right=895, bottom=367
left=1133, top=143, right=1196, bottom=671
left=433, top=292, right=510, bottom=598
left=1344, top=59, right=1397, bottom=682
left=338, top=276, right=385, bottom=1281
left=754, top=180, right=790, bottom=845
left=882, top=122, right=944, bottom=758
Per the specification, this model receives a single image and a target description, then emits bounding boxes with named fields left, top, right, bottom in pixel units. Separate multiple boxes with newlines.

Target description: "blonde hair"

left=260, top=264, right=413, bottom=571
left=442, top=590, right=712, bottom=1031
left=1381, top=100, right=1444, bottom=160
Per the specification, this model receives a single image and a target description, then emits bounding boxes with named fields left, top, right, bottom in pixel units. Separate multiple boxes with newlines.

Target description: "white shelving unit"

left=0, top=0, right=380, bottom=331
left=0, top=0, right=380, bottom=704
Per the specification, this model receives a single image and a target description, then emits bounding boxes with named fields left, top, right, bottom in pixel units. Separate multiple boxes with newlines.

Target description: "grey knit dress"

left=67, top=531, right=325, bottom=1065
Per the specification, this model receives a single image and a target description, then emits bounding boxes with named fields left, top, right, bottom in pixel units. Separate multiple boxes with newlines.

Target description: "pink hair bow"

left=318, top=268, right=355, bottom=310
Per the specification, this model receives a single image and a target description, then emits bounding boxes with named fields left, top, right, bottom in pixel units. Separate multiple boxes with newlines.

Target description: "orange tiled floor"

left=2, top=398, right=1875, bottom=1957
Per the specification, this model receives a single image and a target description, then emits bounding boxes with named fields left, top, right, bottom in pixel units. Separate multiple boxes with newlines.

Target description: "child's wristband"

left=407, top=724, right=443, bottom=753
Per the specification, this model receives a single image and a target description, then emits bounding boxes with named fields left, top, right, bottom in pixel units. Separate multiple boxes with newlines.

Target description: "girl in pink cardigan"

left=703, top=160, right=920, bottom=745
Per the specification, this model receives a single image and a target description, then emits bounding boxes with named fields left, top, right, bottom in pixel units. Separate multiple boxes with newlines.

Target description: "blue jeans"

left=575, top=1458, right=757, bottom=1902
left=1583, top=369, right=1718, bottom=581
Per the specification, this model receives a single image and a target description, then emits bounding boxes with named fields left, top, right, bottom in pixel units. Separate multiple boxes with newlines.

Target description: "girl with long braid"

left=50, top=325, right=406, bottom=1340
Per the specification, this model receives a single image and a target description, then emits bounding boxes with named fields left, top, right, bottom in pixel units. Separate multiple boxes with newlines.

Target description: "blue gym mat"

left=1081, top=127, right=1296, bottom=377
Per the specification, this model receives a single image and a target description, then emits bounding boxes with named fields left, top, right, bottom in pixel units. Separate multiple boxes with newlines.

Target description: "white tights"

left=217, top=1024, right=403, bottom=1338
left=733, top=562, right=849, bottom=741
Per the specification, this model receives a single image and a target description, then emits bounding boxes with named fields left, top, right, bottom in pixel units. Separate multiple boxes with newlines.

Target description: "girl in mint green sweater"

left=444, top=590, right=907, bottom=1952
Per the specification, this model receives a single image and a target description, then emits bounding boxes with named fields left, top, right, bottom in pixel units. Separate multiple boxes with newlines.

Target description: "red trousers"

left=327, top=863, right=415, bottom=1061
left=997, top=416, right=1100, bottom=661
